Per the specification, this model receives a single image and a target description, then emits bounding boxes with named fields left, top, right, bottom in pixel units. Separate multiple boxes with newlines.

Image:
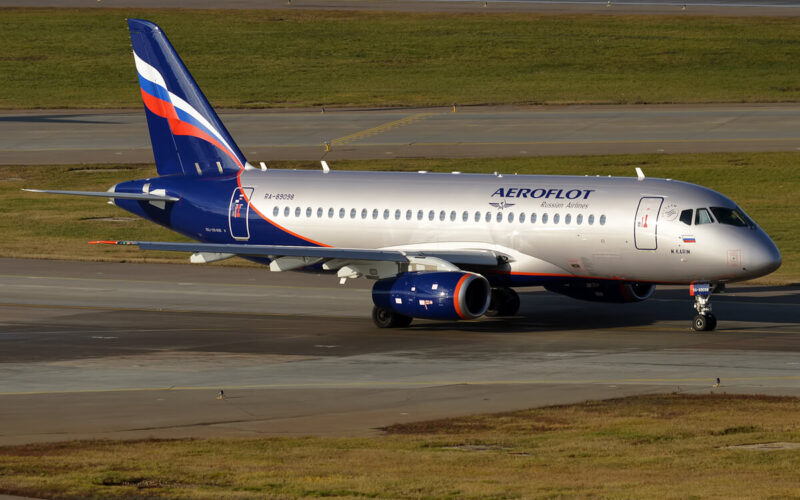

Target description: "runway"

left=4, top=104, right=800, bottom=164
left=1, top=257, right=798, bottom=445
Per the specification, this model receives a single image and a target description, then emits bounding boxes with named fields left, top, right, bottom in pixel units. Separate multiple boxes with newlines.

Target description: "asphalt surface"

left=3, top=0, right=800, bottom=16
left=4, top=104, right=800, bottom=164
left=1, top=257, right=798, bottom=445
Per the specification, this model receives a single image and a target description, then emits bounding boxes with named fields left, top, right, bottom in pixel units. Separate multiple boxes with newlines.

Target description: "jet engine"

left=372, top=271, right=491, bottom=321
left=544, top=280, right=655, bottom=303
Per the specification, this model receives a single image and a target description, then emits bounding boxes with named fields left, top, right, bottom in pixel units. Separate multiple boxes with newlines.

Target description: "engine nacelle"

left=372, top=271, right=491, bottom=320
left=544, top=280, right=656, bottom=303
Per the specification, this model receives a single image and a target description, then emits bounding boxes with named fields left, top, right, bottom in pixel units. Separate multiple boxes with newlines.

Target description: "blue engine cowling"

left=372, top=271, right=491, bottom=320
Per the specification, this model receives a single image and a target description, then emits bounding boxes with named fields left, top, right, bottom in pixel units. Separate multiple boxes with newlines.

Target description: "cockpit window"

left=710, top=206, right=754, bottom=228
left=679, top=209, right=693, bottom=225
left=695, top=208, right=714, bottom=225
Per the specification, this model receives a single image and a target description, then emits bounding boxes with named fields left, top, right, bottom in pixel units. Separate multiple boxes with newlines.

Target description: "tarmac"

left=1, top=257, right=798, bottom=445
left=4, top=104, right=800, bottom=164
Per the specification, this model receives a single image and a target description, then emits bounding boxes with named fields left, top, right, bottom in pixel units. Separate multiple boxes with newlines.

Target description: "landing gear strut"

left=372, top=306, right=413, bottom=328
left=485, top=287, right=520, bottom=317
left=691, top=283, right=717, bottom=332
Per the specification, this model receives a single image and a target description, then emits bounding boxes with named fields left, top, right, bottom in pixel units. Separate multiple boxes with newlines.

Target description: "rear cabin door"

left=634, top=196, right=663, bottom=250
left=228, top=187, right=253, bottom=241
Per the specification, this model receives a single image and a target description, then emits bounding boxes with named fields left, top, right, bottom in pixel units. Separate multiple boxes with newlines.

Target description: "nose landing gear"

left=691, top=283, right=717, bottom=332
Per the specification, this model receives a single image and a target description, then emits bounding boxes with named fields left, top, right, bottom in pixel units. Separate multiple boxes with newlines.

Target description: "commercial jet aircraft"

left=26, top=19, right=782, bottom=331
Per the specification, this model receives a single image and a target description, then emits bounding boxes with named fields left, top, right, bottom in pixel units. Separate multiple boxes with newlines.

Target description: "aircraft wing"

left=90, top=240, right=507, bottom=268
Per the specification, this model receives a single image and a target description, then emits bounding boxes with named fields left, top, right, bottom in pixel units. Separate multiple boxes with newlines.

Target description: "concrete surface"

left=0, top=258, right=797, bottom=445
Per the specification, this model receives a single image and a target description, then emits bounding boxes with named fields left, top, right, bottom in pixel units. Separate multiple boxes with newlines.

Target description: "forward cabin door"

left=634, top=196, right=663, bottom=250
left=229, top=187, right=253, bottom=241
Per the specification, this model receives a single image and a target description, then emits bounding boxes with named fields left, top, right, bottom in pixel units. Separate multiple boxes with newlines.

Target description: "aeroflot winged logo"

left=133, top=52, right=244, bottom=169
left=492, top=187, right=595, bottom=200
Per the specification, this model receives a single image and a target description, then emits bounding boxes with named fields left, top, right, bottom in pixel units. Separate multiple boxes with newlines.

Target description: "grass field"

left=2, top=152, right=797, bottom=283
left=1, top=394, right=799, bottom=498
left=4, top=9, right=800, bottom=108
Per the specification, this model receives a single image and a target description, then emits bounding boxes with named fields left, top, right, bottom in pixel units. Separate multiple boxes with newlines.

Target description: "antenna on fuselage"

left=321, top=161, right=331, bottom=174
left=636, top=167, right=645, bottom=181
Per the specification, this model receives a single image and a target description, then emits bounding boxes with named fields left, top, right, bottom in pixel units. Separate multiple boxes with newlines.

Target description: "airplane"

left=25, top=18, right=782, bottom=332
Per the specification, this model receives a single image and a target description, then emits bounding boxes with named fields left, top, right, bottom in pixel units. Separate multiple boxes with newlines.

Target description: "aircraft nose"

left=745, top=234, right=782, bottom=278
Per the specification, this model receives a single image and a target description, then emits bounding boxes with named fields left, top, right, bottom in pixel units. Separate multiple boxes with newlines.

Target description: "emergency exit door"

left=228, top=187, right=253, bottom=241
left=634, top=196, right=663, bottom=250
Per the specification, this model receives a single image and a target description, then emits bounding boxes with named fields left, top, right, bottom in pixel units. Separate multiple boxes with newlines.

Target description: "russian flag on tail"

left=128, top=19, right=247, bottom=177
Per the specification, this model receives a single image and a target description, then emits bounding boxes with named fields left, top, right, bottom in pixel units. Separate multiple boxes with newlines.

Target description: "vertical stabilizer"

left=127, top=19, right=247, bottom=177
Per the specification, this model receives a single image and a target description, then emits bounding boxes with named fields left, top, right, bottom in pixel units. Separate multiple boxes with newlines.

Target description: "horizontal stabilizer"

left=23, top=189, right=179, bottom=202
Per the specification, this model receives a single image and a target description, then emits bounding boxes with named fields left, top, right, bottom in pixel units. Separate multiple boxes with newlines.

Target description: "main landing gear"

left=691, top=283, right=717, bottom=332
left=485, top=287, right=521, bottom=317
left=372, top=306, right=413, bottom=328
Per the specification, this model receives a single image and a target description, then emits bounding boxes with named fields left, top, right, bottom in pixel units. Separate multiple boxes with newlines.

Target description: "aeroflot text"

left=491, top=188, right=595, bottom=200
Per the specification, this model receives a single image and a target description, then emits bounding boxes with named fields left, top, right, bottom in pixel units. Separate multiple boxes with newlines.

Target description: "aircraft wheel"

left=486, top=287, right=520, bottom=317
left=692, top=314, right=712, bottom=332
left=706, top=313, right=717, bottom=331
left=372, top=306, right=412, bottom=328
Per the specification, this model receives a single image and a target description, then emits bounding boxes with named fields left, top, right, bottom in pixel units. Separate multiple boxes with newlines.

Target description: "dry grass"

left=1, top=394, right=800, bottom=498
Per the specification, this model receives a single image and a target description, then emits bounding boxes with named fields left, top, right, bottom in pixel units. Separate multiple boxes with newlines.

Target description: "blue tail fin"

left=127, top=19, right=247, bottom=177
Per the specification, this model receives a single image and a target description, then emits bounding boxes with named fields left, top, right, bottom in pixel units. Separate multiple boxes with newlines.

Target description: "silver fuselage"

left=234, top=169, right=781, bottom=285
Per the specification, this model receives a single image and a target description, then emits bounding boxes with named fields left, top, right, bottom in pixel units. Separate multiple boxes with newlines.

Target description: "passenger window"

left=383, top=209, right=390, bottom=220
left=350, top=208, right=356, bottom=219
left=542, top=213, right=549, bottom=224
left=485, top=212, right=492, bottom=222
left=339, top=208, right=345, bottom=218
left=317, top=207, right=323, bottom=218
left=695, top=208, right=713, bottom=225
left=577, top=214, right=583, bottom=225
left=588, top=214, right=594, bottom=225
left=462, top=211, right=469, bottom=222
left=439, top=210, right=446, bottom=221
left=273, top=206, right=279, bottom=217
left=406, top=210, right=412, bottom=220
left=428, top=210, right=435, bottom=221
left=565, top=214, right=571, bottom=224
left=553, top=213, right=560, bottom=224
left=679, top=209, right=693, bottom=225
left=497, top=212, right=503, bottom=222
left=600, top=214, right=606, bottom=226
left=328, top=207, right=334, bottom=218
left=474, top=211, right=481, bottom=222
left=306, top=207, right=312, bottom=217
left=295, top=207, right=301, bottom=217
left=450, top=210, right=456, bottom=221
left=519, top=213, right=526, bottom=223
left=395, top=209, right=401, bottom=220
left=508, top=212, right=515, bottom=223
left=284, top=207, right=290, bottom=217
left=531, top=213, right=537, bottom=223
left=417, top=210, right=423, bottom=221
left=361, top=208, right=367, bottom=219
left=373, top=209, right=379, bottom=220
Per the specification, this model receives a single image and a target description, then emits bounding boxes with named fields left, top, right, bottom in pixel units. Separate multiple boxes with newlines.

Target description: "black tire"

left=372, top=306, right=412, bottom=328
left=706, top=313, right=717, bottom=331
left=486, top=287, right=521, bottom=317
left=692, top=314, right=708, bottom=332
